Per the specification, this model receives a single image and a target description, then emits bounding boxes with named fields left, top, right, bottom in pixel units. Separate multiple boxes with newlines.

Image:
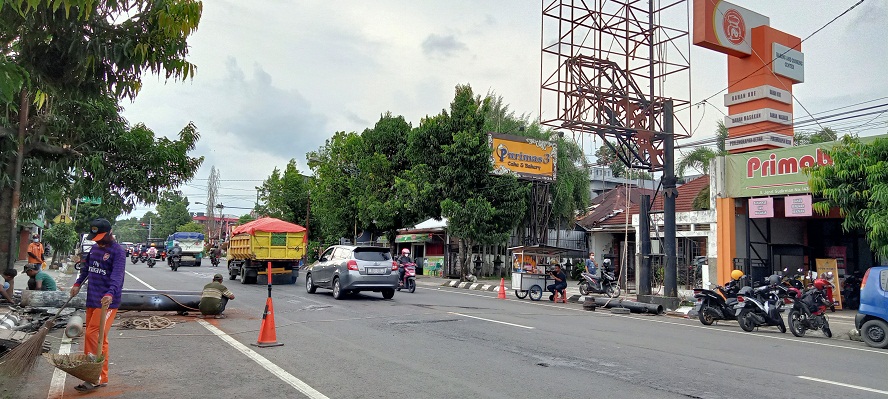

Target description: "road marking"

left=448, top=311, right=535, bottom=329
left=799, top=376, right=888, bottom=395
left=125, top=270, right=157, bottom=291
left=197, top=319, right=330, bottom=399
left=46, top=338, right=72, bottom=399
left=421, top=286, right=888, bottom=355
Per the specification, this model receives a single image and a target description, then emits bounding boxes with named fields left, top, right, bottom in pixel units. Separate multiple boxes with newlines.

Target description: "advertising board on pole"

left=489, top=133, right=557, bottom=182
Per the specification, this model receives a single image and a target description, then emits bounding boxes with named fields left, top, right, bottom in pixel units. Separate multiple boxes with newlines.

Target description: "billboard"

left=693, top=0, right=769, bottom=57
left=489, top=133, right=557, bottom=182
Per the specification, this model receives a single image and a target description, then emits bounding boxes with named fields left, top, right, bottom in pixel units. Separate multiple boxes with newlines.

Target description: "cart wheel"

left=529, top=285, right=543, bottom=301
left=515, top=290, right=528, bottom=299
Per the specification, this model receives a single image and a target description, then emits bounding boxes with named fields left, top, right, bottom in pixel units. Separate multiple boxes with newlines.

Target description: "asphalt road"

left=8, top=258, right=888, bottom=399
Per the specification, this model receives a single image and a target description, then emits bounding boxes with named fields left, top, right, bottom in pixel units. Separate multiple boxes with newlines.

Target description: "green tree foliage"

left=692, top=186, right=710, bottom=211
left=809, top=136, right=888, bottom=257
left=677, top=147, right=717, bottom=178
left=154, top=191, right=192, bottom=239
left=43, top=222, right=78, bottom=262
left=112, top=217, right=149, bottom=244
left=177, top=221, right=204, bottom=234
left=237, top=214, right=255, bottom=225
left=307, top=132, right=363, bottom=244
left=593, top=141, right=653, bottom=180
left=0, top=0, right=203, bottom=269
left=795, top=127, right=838, bottom=146
left=255, top=159, right=309, bottom=225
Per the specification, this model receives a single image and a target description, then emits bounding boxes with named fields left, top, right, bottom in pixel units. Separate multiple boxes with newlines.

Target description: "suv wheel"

left=862, top=319, right=888, bottom=348
left=332, top=278, right=344, bottom=300
left=305, top=274, right=317, bottom=293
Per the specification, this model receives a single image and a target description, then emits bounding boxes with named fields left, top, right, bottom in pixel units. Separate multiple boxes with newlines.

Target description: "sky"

left=120, top=0, right=888, bottom=220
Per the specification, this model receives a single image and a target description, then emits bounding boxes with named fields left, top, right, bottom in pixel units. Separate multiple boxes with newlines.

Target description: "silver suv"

left=304, top=245, right=398, bottom=299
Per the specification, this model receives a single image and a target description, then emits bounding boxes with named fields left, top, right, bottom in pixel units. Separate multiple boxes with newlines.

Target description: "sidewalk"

left=416, top=275, right=659, bottom=304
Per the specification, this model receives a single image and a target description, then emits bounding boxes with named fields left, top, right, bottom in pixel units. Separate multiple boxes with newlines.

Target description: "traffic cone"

left=252, top=297, right=284, bottom=347
left=498, top=278, right=507, bottom=299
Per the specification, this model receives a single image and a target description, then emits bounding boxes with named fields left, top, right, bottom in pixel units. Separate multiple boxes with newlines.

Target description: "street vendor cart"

left=509, top=245, right=569, bottom=301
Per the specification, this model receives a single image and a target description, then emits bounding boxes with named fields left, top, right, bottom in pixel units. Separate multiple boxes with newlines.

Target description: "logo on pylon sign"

left=722, top=8, right=745, bottom=45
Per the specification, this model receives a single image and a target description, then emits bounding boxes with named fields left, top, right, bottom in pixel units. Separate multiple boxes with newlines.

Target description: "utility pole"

left=148, top=217, right=153, bottom=240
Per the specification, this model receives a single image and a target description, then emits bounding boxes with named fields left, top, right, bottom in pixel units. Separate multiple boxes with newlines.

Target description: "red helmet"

left=401, top=248, right=410, bottom=255
left=813, top=279, right=827, bottom=290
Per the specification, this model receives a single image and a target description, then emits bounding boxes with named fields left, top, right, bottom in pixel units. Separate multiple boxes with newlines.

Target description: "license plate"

left=368, top=268, right=386, bottom=275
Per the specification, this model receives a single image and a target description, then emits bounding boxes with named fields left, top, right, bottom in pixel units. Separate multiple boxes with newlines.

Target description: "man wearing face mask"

left=27, top=234, right=45, bottom=270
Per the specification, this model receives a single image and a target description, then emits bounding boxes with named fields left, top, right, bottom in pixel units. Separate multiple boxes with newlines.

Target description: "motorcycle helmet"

left=768, top=274, right=780, bottom=286
left=401, top=248, right=410, bottom=256
left=151, top=243, right=156, bottom=247
left=730, top=270, right=744, bottom=281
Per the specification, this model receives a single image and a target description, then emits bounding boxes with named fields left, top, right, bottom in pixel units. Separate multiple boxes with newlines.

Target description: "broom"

left=43, top=303, right=108, bottom=384
left=0, top=291, right=79, bottom=377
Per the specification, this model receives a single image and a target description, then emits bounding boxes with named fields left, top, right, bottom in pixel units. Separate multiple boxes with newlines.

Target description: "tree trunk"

left=6, top=89, right=29, bottom=271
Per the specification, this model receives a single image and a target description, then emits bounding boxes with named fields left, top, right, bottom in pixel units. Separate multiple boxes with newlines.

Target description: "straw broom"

left=0, top=293, right=78, bottom=377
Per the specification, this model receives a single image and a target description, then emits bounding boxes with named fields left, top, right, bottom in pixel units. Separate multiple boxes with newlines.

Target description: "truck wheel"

left=240, top=267, right=249, bottom=285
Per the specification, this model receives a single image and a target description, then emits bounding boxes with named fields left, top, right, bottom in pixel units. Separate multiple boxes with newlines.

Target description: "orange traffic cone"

left=253, top=297, right=284, bottom=347
left=498, top=278, right=507, bottom=299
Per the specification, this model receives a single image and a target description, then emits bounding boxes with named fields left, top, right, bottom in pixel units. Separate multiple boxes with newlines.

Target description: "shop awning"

left=396, top=233, right=432, bottom=243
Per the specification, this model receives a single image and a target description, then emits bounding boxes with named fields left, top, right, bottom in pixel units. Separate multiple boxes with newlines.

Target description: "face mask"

left=33, top=239, right=39, bottom=243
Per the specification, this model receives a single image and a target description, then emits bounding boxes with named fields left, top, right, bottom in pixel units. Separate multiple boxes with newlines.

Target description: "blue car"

left=855, top=266, right=888, bottom=349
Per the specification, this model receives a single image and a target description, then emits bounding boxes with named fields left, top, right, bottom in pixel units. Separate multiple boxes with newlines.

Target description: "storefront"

left=395, top=218, right=448, bottom=276
left=713, top=138, right=886, bottom=294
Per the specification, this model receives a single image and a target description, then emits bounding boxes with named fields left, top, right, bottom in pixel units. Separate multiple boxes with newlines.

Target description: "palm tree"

left=676, top=147, right=717, bottom=178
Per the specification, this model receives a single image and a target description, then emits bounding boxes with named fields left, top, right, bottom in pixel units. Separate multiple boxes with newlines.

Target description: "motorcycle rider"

left=169, top=242, right=182, bottom=265
left=147, top=243, right=158, bottom=259
left=397, top=248, right=412, bottom=285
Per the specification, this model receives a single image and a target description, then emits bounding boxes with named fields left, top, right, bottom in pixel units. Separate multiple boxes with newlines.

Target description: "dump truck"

left=166, top=232, right=205, bottom=267
left=226, top=217, right=307, bottom=285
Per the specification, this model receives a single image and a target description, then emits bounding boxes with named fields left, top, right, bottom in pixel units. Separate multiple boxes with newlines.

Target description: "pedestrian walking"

left=69, top=218, right=125, bottom=392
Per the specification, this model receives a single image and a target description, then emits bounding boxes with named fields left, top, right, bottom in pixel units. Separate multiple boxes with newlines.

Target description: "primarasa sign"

left=725, top=143, right=835, bottom=198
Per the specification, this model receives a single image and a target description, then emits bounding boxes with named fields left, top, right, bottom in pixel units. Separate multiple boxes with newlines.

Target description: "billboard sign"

left=773, top=43, right=805, bottom=83
left=693, top=0, right=769, bottom=57
left=489, top=133, right=557, bottom=181
left=725, top=132, right=793, bottom=152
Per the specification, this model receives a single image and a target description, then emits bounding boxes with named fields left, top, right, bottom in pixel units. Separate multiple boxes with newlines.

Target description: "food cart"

left=509, top=245, right=569, bottom=301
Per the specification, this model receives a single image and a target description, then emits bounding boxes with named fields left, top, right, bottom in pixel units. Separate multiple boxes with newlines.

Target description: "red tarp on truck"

left=231, top=217, right=307, bottom=236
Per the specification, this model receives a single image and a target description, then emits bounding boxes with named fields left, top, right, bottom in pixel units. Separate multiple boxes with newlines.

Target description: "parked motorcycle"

left=842, top=272, right=862, bottom=310
left=147, top=257, right=156, bottom=268
left=397, top=262, right=416, bottom=293
left=814, top=273, right=837, bottom=312
left=694, top=278, right=744, bottom=325
left=787, top=286, right=832, bottom=338
left=578, top=259, right=620, bottom=297
left=734, top=275, right=787, bottom=333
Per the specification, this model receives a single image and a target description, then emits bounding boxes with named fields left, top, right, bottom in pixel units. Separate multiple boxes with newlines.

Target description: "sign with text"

left=724, top=108, right=793, bottom=128
left=784, top=194, right=812, bottom=217
left=693, top=0, right=769, bottom=57
left=489, top=133, right=557, bottom=181
left=773, top=43, right=805, bottom=83
left=723, top=85, right=792, bottom=106
left=748, top=197, right=774, bottom=218
left=725, top=132, right=793, bottom=152
left=815, top=258, right=842, bottom=310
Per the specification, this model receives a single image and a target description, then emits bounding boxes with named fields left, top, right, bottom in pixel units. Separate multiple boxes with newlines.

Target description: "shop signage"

left=723, top=85, right=792, bottom=106
left=725, top=142, right=836, bottom=198
left=489, top=133, right=557, bottom=181
left=815, top=259, right=843, bottom=309
left=773, top=43, right=804, bottom=83
left=784, top=194, right=812, bottom=217
left=724, top=108, right=792, bottom=128
left=748, top=197, right=774, bottom=218
left=725, top=132, right=793, bottom=152
left=692, top=0, right=770, bottom=57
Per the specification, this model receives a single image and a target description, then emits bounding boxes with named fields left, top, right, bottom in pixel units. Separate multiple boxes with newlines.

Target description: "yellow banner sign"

left=489, top=133, right=557, bottom=181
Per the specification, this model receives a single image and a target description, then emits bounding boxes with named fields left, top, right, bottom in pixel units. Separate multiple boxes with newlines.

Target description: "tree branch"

left=25, top=141, right=80, bottom=157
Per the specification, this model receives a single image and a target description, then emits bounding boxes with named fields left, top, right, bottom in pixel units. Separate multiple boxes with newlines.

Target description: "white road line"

left=448, top=311, right=535, bottom=329
left=197, top=319, right=330, bottom=399
left=421, top=286, right=888, bottom=355
left=46, top=338, right=72, bottom=399
left=125, top=270, right=157, bottom=291
left=799, top=376, right=888, bottom=395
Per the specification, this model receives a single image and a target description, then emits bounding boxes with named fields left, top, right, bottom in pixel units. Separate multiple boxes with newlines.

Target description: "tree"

left=237, top=214, right=255, bottom=225
left=593, top=141, right=652, bottom=180
left=112, top=217, right=149, bottom=244
left=43, top=222, right=78, bottom=265
left=154, top=191, right=192, bottom=239
left=177, top=221, right=204, bottom=234
left=255, top=159, right=309, bottom=225
left=307, top=131, right=363, bottom=244
left=676, top=147, right=717, bottom=178
left=0, top=0, right=203, bottom=269
left=809, top=136, right=888, bottom=257
left=795, top=127, right=838, bottom=146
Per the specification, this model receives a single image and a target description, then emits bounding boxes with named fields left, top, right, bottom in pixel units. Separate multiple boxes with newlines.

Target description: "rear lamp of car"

left=391, top=261, right=398, bottom=271
left=861, top=268, right=871, bottom=289
left=347, top=260, right=359, bottom=271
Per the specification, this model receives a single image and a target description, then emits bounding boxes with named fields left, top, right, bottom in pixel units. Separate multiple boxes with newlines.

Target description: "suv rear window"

left=353, top=248, right=392, bottom=261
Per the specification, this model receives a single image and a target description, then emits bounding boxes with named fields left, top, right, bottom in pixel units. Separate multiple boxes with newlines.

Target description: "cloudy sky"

left=121, top=0, right=888, bottom=219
